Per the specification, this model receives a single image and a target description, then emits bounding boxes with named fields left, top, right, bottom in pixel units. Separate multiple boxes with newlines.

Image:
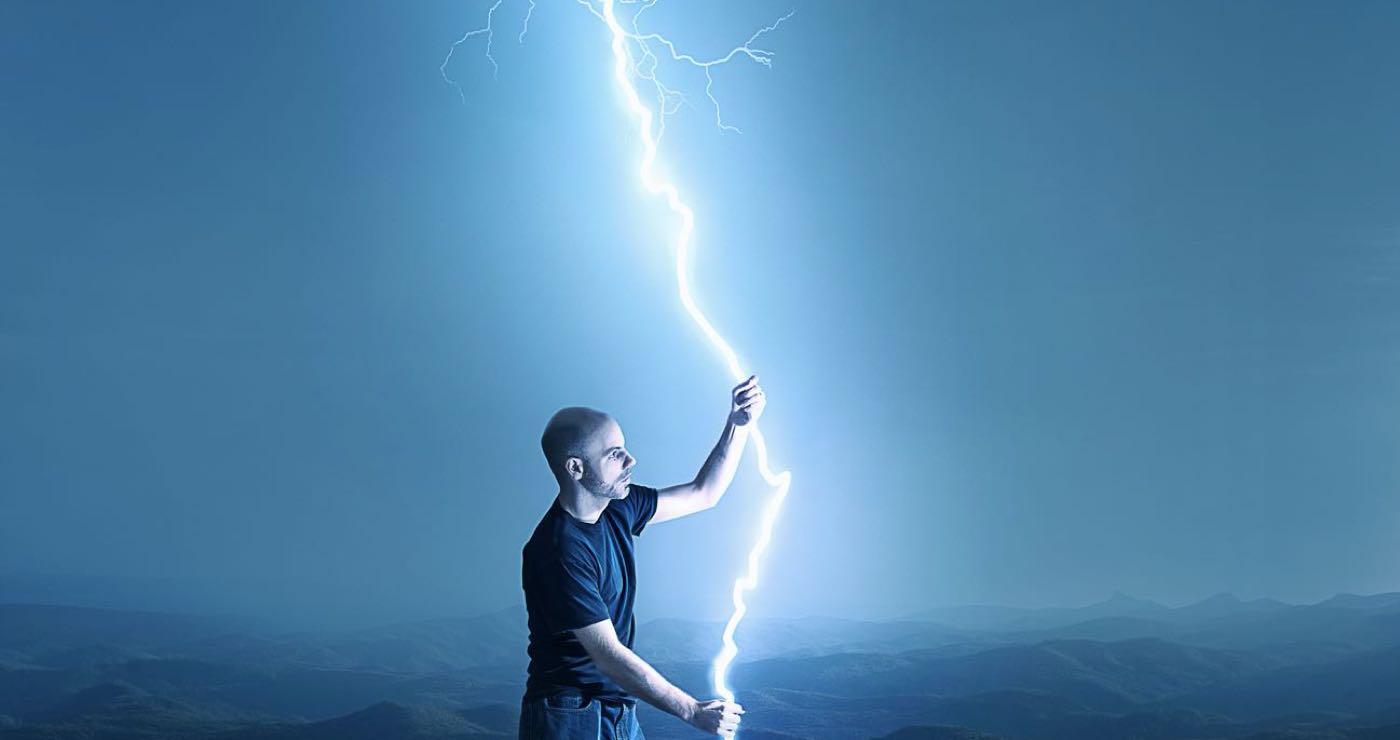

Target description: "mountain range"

left=1, top=590, right=1398, bottom=739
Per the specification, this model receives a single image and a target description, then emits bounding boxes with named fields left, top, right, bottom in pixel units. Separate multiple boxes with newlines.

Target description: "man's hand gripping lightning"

left=442, top=0, right=795, bottom=728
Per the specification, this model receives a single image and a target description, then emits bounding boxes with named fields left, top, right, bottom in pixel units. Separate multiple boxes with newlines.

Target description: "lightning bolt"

left=442, top=0, right=794, bottom=709
left=592, top=0, right=795, bottom=706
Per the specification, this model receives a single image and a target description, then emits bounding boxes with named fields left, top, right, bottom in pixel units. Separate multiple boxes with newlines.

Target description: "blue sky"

left=2, top=0, right=1398, bottom=626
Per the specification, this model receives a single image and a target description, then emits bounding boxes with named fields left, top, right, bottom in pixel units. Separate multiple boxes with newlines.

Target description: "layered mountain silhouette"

left=1, top=591, right=1397, bottom=739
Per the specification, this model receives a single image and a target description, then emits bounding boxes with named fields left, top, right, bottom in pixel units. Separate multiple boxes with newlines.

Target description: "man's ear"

left=564, top=457, right=584, bottom=481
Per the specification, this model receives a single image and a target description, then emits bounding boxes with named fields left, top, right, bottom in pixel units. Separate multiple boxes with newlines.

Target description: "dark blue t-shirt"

left=521, top=484, right=659, bottom=704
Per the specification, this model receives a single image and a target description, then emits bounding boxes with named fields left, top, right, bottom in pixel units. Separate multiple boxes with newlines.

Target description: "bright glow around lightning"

left=592, top=0, right=793, bottom=705
left=442, top=0, right=794, bottom=708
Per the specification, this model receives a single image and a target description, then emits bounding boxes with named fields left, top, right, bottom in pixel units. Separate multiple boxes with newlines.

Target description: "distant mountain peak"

left=1100, top=591, right=1160, bottom=607
left=1199, top=592, right=1241, bottom=604
left=1318, top=592, right=1400, bottom=610
left=1177, top=592, right=1245, bottom=610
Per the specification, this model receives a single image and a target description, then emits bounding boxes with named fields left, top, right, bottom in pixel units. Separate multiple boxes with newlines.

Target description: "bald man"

left=518, top=376, right=766, bottom=740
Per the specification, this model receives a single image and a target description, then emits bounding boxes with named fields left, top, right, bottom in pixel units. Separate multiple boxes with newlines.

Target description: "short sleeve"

left=536, top=551, right=610, bottom=633
left=623, top=484, right=659, bottom=536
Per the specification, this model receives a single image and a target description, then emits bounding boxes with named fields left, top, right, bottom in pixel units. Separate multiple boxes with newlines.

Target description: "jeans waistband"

left=536, top=691, right=634, bottom=710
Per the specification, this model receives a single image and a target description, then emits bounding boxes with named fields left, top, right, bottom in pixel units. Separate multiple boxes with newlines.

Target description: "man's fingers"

left=711, top=700, right=742, bottom=738
left=739, top=394, right=766, bottom=409
left=732, top=375, right=758, bottom=394
left=736, top=386, right=763, bottom=403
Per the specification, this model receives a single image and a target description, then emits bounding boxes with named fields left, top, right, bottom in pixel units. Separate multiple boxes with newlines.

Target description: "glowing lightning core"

left=593, top=0, right=793, bottom=704
left=441, top=0, right=794, bottom=707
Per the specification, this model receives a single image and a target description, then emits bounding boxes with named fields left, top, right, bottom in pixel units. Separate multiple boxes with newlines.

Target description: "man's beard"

left=581, top=466, right=629, bottom=500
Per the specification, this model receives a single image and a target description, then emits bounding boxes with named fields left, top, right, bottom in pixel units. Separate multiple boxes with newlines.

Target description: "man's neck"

left=557, top=487, right=608, bottom=524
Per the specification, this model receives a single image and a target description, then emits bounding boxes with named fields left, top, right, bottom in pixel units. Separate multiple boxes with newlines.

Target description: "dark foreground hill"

left=219, top=701, right=510, bottom=739
left=876, top=728, right=1002, bottom=740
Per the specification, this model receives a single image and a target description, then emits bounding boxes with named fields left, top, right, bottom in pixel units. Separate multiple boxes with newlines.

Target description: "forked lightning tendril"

left=442, top=0, right=794, bottom=707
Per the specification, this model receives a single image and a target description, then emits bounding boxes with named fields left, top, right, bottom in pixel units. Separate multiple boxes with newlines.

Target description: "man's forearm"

left=595, top=642, right=697, bottom=723
left=693, top=419, right=749, bottom=506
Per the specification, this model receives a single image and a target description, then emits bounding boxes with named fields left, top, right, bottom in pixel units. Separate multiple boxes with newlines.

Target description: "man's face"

left=578, top=418, right=635, bottom=500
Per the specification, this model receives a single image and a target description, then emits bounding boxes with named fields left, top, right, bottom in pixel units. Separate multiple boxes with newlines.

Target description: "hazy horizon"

left=1, top=569, right=1393, bottom=630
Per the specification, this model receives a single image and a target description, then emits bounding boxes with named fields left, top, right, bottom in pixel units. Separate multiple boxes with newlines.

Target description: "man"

left=519, top=375, right=767, bottom=740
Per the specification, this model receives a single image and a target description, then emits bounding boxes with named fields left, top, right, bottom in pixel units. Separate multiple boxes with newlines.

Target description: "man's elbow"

left=683, top=479, right=720, bottom=511
left=574, top=626, right=628, bottom=677
left=585, top=642, right=622, bottom=674
left=682, top=482, right=717, bottom=512
left=700, top=483, right=725, bottom=509
left=588, top=645, right=639, bottom=690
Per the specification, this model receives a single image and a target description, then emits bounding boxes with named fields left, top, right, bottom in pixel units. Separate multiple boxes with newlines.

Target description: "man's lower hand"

left=687, top=699, right=744, bottom=738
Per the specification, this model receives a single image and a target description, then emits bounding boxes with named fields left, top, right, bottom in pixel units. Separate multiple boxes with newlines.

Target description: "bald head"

left=540, top=406, right=614, bottom=484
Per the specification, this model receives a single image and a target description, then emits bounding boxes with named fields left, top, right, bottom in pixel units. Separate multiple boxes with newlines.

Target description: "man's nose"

left=623, top=452, right=636, bottom=469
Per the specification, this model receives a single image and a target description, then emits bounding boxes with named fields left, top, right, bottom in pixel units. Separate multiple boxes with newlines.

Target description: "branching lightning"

left=439, top=0, right=506, bottom=103
left=442, top=0, right=794, bottom=707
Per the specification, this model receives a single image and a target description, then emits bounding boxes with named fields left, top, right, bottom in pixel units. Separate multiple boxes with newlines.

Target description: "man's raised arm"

left=572, top=620, right=743, bottom=738
left=652, top=375, right=767, bottom=525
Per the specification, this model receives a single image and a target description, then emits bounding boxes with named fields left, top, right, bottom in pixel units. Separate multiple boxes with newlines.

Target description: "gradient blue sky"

left=2, top=0, right=1398, bottom=626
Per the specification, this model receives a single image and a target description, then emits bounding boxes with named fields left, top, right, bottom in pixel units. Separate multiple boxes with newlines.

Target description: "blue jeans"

left=519, top=692, right=646, bottom=740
